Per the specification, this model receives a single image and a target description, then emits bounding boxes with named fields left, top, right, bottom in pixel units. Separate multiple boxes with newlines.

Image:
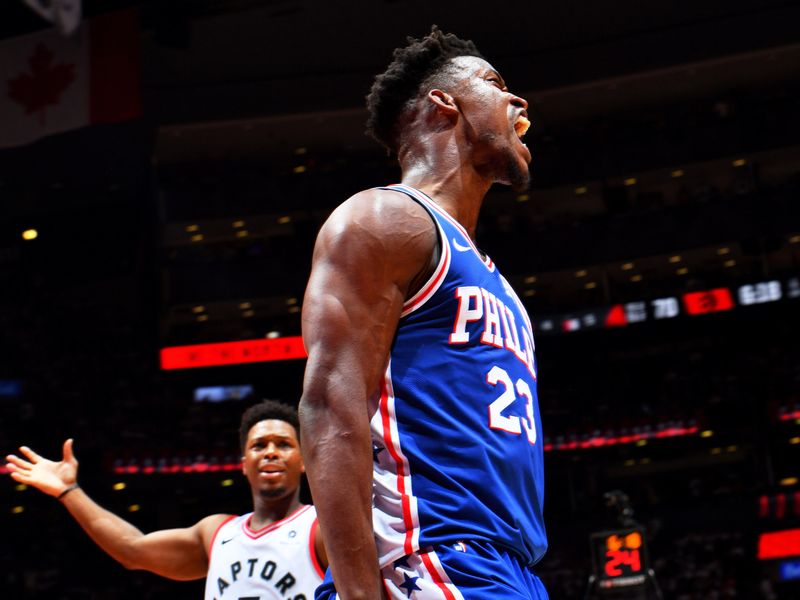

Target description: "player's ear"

left=428, top=89, right=458, bottom=116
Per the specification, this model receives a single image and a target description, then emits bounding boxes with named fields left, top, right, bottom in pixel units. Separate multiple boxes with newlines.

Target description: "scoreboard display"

left=535, top=276, right=799, bottom=335
left=590, top=528, right=650, bottom=590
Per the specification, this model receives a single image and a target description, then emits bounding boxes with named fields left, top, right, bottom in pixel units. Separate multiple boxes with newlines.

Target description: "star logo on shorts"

left=399, top=572, right=421, bottom=597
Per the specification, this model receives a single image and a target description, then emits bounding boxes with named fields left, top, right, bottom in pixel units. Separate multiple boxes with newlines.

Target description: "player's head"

left=239, top=399, right=300, bottom=451
left=366, top=26, right=531, bottom=190
left=366, top=25, right=483, bottom=153
left=239, top=399, right=304, bottom=500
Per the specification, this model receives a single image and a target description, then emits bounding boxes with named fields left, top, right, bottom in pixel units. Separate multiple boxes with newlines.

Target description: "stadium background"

left=0, top=0, right=799, bottom=597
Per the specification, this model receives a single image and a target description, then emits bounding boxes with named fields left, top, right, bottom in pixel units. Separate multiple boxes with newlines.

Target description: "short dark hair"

left=365, top=25, right=483, bottom=153
left=239, top=399, right=299, bottom=451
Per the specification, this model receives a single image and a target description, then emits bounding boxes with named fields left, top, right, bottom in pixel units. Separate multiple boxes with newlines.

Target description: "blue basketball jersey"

left=369, top=184, right=547, bottom=570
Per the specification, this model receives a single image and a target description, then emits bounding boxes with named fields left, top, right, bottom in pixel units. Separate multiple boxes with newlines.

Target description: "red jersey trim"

left=308, top=517, right=326, bottom=578
left=207, top=514, right=236, bottom=562
left=390, top=184, right=496, bottom=273
left=380, top=364, right=418, bottom=556
left=242, top=504, right=312, bottom=540
left=401, top=225, right=451, bottom=318
left=379, top=184, right=451, bottom=318
left=420, top=550, right=459, bottom=600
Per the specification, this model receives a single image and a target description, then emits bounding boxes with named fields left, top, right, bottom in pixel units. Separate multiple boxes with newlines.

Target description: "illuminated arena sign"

left=758, top=528, right=800, bottom=560
left=160, top=337, right=307, bottom=370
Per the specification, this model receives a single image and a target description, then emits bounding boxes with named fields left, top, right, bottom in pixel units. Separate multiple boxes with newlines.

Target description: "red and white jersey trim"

left=401, top=233, right=450, bottom=318
left=379, top=546, right=466, bottom=600
left=390, top=184, right=496, bottom=274
left=242, top=504, right=313, bottom=539
left=419, top=549, right=465, bottom=600
left=397, top=194, right=451, bottom=318
left=371, top=360, right=421, bottom=566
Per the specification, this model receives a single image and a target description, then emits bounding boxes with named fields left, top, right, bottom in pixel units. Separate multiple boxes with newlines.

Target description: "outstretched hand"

left=5, top=439, right=78, bottom=498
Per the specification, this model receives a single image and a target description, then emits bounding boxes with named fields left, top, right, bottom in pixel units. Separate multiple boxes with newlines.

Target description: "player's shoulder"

left=201, top=512, right=237, bottom=526
left=342, top=185, right=421, bottom=208
left=324, top=187, right=432, bottom=233
left=197, top=513, right=238, bottom=550
left=318, top=187, right=436, bottom=253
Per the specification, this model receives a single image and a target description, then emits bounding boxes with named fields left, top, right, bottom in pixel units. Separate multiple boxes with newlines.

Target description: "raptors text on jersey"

left=204, top=505, right=323, bottom=600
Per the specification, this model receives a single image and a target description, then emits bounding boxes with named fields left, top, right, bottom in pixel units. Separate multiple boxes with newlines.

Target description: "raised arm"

left=5, top=439, right=228, bottom=581
left=299, top=189, right=437, bottom=600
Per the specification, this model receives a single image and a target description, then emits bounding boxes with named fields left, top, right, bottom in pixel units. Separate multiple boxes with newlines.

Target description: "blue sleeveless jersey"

left=369, top=184, right=547, bottom=570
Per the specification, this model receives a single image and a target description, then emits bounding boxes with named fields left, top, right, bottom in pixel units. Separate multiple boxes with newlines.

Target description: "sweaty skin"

left=300, top=55, right=530, bottom=600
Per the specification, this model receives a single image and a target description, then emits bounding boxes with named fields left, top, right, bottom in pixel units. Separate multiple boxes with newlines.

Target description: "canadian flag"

left=0, top=9, right=140, bottom=148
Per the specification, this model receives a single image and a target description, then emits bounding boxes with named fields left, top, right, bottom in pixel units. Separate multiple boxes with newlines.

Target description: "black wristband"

left=57, top=484, right=79, bottom=500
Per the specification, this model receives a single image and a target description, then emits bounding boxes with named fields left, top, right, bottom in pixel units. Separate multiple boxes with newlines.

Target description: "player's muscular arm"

left=57, top=501, right=227, bottom=581
left=6, top=440, right=227, bottom=581
left=300, top=190, right=437, bottom=600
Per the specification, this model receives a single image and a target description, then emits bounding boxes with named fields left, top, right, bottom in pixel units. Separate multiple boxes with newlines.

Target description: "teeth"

left=515, top=116, right=530, bottom=138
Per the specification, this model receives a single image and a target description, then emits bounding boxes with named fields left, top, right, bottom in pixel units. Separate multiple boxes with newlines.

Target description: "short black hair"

left=365, top=25, right=483, bottom=153
left=239, top=399, right=299, bottom=452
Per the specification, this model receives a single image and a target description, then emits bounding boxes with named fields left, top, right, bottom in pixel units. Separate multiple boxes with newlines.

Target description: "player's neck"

left=400, top=162, right=490, bottom=239
left=398, top=132, right=495, bottom=237
left=249, top=490, right=303, bottom=530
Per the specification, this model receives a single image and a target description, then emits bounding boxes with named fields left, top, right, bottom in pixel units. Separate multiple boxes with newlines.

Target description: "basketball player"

left=5, top=400, right=326, bottom=599
left=300, top=27, right=547, bottom=600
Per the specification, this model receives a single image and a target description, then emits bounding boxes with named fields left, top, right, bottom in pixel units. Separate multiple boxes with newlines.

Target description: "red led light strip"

left=780, top=410, right=800, bottom=421
left=0, top=425, right=705, bottom=478
left=95, top=427, right=705, bottom=474
left=112, top=461, right=243, bottom=475
left=542, top=425, right=699, bottom=452
left=160, top=337, right=307, bottom=370
left=109, top=428, right=700, bottom=471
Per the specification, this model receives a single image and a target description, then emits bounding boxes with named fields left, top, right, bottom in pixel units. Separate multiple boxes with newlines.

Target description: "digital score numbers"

left=534, top=277, right=797, bottom=335
left=590, top=528, right=649, bottom=589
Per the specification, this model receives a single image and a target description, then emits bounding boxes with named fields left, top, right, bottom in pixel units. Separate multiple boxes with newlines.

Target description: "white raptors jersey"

left=204, top=504, right=324, bottom=600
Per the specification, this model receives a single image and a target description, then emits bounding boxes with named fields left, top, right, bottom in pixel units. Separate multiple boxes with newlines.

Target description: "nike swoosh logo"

left=452, top=238, right=472, bottom=252
left=221, top=538, right=234, bottom=545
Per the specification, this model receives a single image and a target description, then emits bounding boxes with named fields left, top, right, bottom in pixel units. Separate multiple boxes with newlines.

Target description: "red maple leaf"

left=7, top=43, right=76, bottom=126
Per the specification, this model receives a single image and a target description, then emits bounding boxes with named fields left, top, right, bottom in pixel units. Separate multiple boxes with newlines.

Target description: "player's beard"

left=504, top=146, right=531, bottom=193
left=483, top=138, right=530, bottom=193
left=475, top=130, right=531, bottom=192
left=259, top=486, right=287, bottom=499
